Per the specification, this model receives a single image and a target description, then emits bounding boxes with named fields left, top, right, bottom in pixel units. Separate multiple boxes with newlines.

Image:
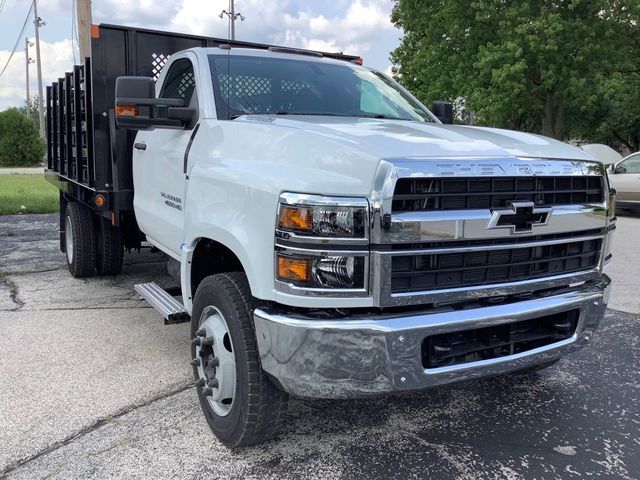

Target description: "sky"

left=0, top=0, right=402, bottom=110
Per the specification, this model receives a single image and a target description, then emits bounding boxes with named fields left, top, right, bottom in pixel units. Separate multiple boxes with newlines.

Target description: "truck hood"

left=238, top=115, right=594, bottom=162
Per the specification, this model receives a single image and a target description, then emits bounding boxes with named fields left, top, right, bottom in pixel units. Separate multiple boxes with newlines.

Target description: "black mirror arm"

left=115, top=97, right=186, bottom=107
left=167, top=107, right=196, bottom=121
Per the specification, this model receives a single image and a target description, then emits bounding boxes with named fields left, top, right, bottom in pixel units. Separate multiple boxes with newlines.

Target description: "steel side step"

left=134, top=282, right=190, bottom=325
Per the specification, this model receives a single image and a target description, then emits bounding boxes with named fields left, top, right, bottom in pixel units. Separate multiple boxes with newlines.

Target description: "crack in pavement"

left=0, top=382, right=194, bottom=476
left=0, top=273, right=25, bottom=311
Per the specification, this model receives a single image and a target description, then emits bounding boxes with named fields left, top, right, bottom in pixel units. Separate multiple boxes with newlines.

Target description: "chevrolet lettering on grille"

left=487, top=201, right=552, bottom=234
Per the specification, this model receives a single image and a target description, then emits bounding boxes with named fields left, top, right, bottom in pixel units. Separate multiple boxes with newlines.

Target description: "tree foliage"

left=391, top=0, right=639, bottom=147
left=0, top=108, right=46, bottom=167
left=16, top=96, right=42, bottom=132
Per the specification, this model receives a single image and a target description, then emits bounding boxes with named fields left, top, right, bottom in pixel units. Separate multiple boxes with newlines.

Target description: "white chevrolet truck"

left=46, top=24, right=615, bottom=447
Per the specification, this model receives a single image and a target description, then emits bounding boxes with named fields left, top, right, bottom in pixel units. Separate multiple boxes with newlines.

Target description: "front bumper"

left=254, top=276, right=611, bottom=399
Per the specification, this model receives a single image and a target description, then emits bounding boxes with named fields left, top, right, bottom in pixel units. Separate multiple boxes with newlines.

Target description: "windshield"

left=208, top=54, right=433, bottom=122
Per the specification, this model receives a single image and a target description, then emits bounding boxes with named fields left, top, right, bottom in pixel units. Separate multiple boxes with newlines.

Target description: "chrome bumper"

left=254, top=276, right=611, bottom=398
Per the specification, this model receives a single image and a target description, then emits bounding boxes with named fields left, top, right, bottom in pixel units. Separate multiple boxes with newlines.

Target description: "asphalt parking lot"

left=1, top=213, right=639, bottom=479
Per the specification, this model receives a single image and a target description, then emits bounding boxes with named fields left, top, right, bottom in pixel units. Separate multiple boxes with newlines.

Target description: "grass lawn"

left=0, top=174, right=58, bottom=215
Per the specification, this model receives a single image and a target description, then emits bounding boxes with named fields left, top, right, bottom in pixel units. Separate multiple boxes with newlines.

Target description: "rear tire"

left=191, top=272, right=289, bottom=448
left=95, top=215, right=123, bottom=276
left=64, top=202, right=96, bottom=278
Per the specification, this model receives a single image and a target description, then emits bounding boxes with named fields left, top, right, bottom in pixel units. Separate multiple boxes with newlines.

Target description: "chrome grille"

left=391, top=238, right=602, bottom=293
left=392, top=176, right=603, bottom=212
left=370, top=158, right=609, bottom=308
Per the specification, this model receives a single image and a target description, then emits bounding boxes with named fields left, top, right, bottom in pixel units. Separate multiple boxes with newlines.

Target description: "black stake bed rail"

left=45, top=23, right=362, bottom=247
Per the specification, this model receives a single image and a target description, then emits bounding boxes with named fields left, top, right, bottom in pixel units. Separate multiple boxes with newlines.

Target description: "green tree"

left=391, top=0, right=638, bottom=141
left=594, top=2, right=640, bottom=152
left=0, top=108, right=46, bottom=167
left=16, top=96, right=41, bottom=132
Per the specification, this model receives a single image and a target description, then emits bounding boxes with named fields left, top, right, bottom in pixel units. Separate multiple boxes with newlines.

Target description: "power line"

left=0, top=3, right=34, bottom=79
left=0, top=0, right=8, bottom=16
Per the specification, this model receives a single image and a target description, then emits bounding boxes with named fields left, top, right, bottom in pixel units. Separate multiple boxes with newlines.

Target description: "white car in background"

left=579, top=143, right=623, bottom=166
left=609, top=152, right=640, bottom=211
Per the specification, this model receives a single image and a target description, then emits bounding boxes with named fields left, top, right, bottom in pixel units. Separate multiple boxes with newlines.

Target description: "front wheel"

left=191, top=272, right=288, bottom=448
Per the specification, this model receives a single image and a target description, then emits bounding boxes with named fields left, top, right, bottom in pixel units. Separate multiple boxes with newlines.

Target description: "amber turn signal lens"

left=277, top=255, right=310, bottom=282
left=115, top=104, right=138, bottom=116
left=278, top=206, right=312, bottom=232
left=94, top=194, right=105, bottom=207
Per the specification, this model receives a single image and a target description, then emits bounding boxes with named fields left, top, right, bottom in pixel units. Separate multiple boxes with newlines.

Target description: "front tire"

left=64, top=202, right=96, bottom=278
left=191, top=272, right=288, bottom=448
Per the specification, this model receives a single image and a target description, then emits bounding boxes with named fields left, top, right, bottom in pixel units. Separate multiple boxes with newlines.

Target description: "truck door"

left=132, top=55, right=199, bottom=257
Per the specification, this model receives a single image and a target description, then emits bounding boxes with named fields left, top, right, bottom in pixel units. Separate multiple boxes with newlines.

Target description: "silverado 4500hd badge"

left=161, top=192, right=182, bottom=211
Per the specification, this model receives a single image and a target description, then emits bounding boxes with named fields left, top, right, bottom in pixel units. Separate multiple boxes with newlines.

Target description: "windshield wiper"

left=353, top=113, right=413, bottom=121
left=234, top=112, right=418, bottom=121
left=274, top=112, right=415, bottom=121
left=272, top=112, right=351, bottom=117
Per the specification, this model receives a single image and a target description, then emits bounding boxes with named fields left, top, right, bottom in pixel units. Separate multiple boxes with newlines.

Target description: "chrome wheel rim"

left=196, top=306, right=236, bottom=417
left=65, top=216, right=74, bottom=264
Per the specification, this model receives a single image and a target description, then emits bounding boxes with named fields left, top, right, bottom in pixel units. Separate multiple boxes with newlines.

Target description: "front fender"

left=181, top=120, right=381, bottom=308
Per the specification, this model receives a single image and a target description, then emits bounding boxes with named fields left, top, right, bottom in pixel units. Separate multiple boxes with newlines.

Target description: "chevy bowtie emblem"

left=487, top=201, right=552, bottom=234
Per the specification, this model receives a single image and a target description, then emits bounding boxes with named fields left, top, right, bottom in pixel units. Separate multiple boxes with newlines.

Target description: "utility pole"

left=75, top=0, right=92, bottom=60
left=25, top=38, right=34, bottom=118
left=33, top=0, right=45, bottom=138
left=219, top=0, right=245, bottom=41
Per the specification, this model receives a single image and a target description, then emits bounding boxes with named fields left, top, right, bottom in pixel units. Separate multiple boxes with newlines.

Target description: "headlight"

left=275, top=193, right=369, bottom=294
left=277, top=194, right=368, bottom=240
left=276, top=253, right=366, bottom=289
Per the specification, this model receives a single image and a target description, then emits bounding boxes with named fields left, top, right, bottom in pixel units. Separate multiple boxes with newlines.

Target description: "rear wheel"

left=64, top=202, right=96, bottom=278
left=95, top=215, right=123, bottom=276
left=191, top=272, right=288, bottom=448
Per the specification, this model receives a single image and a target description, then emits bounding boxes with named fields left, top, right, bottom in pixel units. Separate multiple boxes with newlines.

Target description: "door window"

left=160, top=58, right=196, bottom=103
left=615, top=155, right=640, bottom=174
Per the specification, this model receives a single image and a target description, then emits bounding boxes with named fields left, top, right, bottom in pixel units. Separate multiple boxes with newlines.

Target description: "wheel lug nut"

left=207, top=357, right=219, bottom=368
left=191, top=358, right=200, bottom=367
left=192, top=337, right=202, bottom=346
left=202, top=387, right=213, bottom=396
left=201, top=336, right=214, bottom=346
left=208, top=379, right=219, bottom=389
left=195, top=378, right=205, bottom=387
left=196, top=328, right=206, bottom=337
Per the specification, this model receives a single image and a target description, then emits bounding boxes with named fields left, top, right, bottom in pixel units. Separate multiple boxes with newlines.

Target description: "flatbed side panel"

left=57, top=78, right=65, bottom=176
left=73, top=65, right=83, bottom=183
left=85, top=57, right=95, bottom=188
left=51, top=84, right=59, bottom=171
left=46, top=86, right=53, bottom=169
left=64, top=73, right=73, bottom=179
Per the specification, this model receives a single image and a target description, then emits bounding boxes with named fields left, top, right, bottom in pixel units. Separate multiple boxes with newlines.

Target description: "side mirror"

left=115, top=76, right=195, bottom=130
left=432, top=101, right=453, bottom=124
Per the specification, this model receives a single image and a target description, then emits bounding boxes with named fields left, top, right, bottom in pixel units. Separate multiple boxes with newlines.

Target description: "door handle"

left=134, top=142, right=147, bottom=150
